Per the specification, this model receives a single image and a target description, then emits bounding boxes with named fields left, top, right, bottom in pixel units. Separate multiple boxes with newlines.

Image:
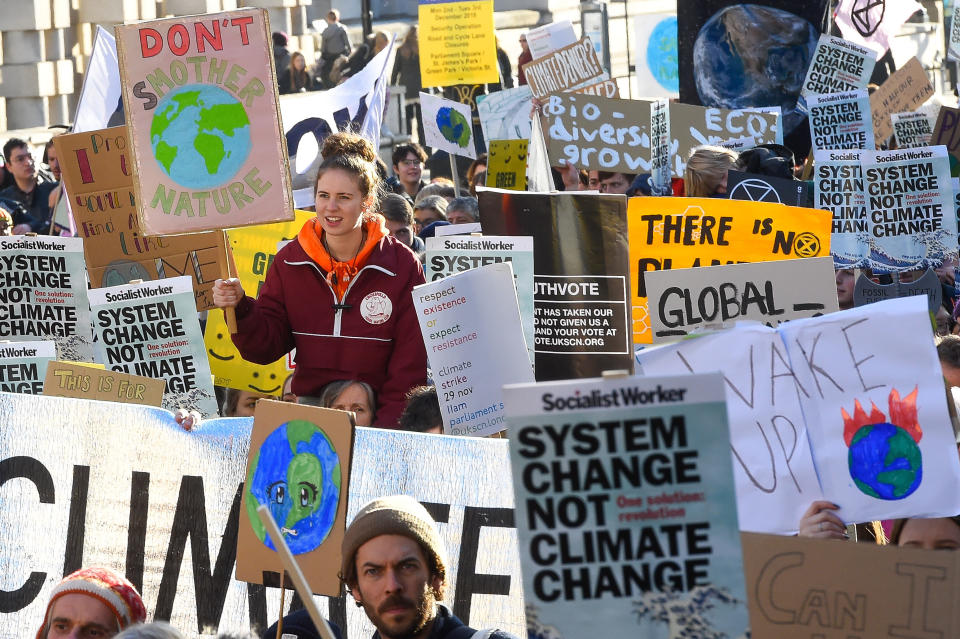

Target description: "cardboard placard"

left=505, top=373, right=748, bottom=638
left=477, top=188, right=632, bottom=380
left=801, top=34, right=876, bottom=96
left=88, top=276, right=218, bottom=417
left=668, top=103, right=780, bottom=177
left=931, top=105, right=960, bottom=173
left=235, top=399, right=353, bottom=595
left=53, top=128, right=229, bottom=311
left=854, top=268, right=943, bottom=312
left=0, top=340, right=57, bottom=394
left=869, top=57, right=934, bottom=144
left=892, top=110, right=935, bottom=148
left=412, top=263, right=534, bottom=436
left=420, top=92, right=478, bottom=159
left=418, top=0, right=498, bottom=87
left=569, top=78, right=619, bottom=98
left=115, top=9, right=294, bottom=235
left=950, top=3, right=960, bottom=61
left=627, top=197, right=832, bottom=344
left=807, top=90, right=875, bottom=151
left=742, top=532, right=960, bottom=638
left=476, top=86, right=533, bottom=142
left=863, top=145, right=956, bottom=273
left=726, top=170, right=813, bottom=208
left=0, top=236, right=95, bottom=362
left=814, top=149, right=867, bottom=270
left=44, top=360, right=165, bottom=406
left=521, top=37, right=607, bottom=99
left=645, top=257, right=839, bottom=341
left=485, top=139, right=528, bottom=191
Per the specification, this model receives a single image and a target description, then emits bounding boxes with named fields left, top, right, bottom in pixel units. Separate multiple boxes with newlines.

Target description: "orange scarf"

left=297, top=215, right=386, bottom=301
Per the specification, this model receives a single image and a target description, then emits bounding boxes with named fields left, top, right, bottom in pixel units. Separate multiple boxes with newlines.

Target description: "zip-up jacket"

left=231, top=233, right=427, bottom=427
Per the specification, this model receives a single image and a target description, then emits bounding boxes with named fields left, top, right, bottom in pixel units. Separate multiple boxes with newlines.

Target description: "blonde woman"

left=683, top=145, right=738, bottom=197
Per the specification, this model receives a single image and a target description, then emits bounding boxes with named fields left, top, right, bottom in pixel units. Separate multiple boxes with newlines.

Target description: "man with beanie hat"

left=36, top=567, right=146, bottom=638
left=340, top=495, right=517, bottom=639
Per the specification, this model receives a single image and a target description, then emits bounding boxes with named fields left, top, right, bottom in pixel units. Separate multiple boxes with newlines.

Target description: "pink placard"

left=116, top=9, right=293, bottom=236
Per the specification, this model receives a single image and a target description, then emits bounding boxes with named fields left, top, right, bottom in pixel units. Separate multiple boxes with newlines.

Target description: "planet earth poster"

left=420, top=91, right=478, bottom=159
left=677, top=1, right=829, bottom=142
left=634, top=12, right=679, bottom=98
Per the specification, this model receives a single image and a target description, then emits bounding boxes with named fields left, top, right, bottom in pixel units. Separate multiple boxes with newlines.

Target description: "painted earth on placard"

left=437, top=106, right=471, bottom=148
left=150, top=84, right=251, bottom=189
left=647, top=16, right=679, bottom=93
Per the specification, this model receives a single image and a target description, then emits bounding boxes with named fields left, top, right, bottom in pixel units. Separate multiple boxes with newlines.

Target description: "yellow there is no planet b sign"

left=419, top=0, right=499, bottom=87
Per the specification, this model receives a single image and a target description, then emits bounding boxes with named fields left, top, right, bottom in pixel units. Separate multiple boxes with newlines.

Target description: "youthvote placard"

left=425, top=234, right=534, bottom=365
left=0, top=393, right=525, bottom=637
left=413, top=263, right=534, bottom=436
left=637, top=296, right=960, bottom=534
left=53, top=127, right=229, bottom=311
left=807, top=90, right=875, bottom=151
left=627, top=197, right=832, bottom=344
left=645, top=257, right=839, bottom=341
left=801, top=34, right=876, bottom=96
left=0, top=236, right=94, bottom=362
left=89, top=276, right=218, bottom=416
left=892, top=111, right=935, bottom=148
left=115, top=9, right=293, bottom=235
left=863, top=145, right=956, bottom=272
left=505, top=373, right=748, bottom=638
left=478, top=188, right=632, bottom=380
left=521, top=37, right=607, bottom=99
left=0, top=340, right=57, bottom=394
left=814, top=149, right=867, bottom=268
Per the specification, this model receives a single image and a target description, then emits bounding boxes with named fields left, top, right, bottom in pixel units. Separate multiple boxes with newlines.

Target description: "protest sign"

left=413, top=263, right=533, bottom=436
left=718, top=135, right=760, bottom=151
left=633, top=12, right=679, bottom=98
left=742, top=532, right=960, bottom=638
left=478, top=188, right=632, bottom=380
left=801, top=34, right=876, bottom=97
left=421, top=92, right=478, bottom=159
left=863, top=145, right=956, bottom=272
left=505, top=372, right=748, bottom=638
left=280, top=43, right=393, bottom=206
left=649, top=98, right=671, bottom=196
left=569, top=78, right=619, bottom=98
left=931, top=105, right=960, bottom=173
left=627, top=197, right=832, bottom=344
left=521, top=37, right=607, bottom=99
left=814, top=149, right=867, bottom=268
left=476, top=86, right=533, bottom=142
left=543, top=93, right=650, bottom=175
left=53, top=127, right=229, bottom=311
left=485, top=139, right=527, bottom=191
left=835, top=0, right=923, bottom=58
left=0, top=236, right=94, bottom=362
left=115, top=9, right=293, bottom=235
left=89, top=276, right=218, bottom=416
left=892, top=111, right=935, bottom=148
left=645, top=257, right=838, bottom=341
left=668, top=103, right=780, bottom=176
left=72, top=26, right=123, bottom=134
left=236, top=399, right=353, bottom=594
left=435, top=223, right=481, bottom=237
left=525, top=20, right=577, bottom=60
left=854, top=268, right=942, bottom=312
left=0, top=393, right=525, bottom=636
left=425, top=234, right=534, bottom=365
left=807, top=90, right=875, bottom=151
left=418, top=0, right=498, bottom=87
left=726, top=170, right=813, bottom=208
left=951, top=3, right=960, bottom=61
left=869, top=57, right=934, bottom=145
left=0, top=340, right=57, bottom=394
left=44, top=360, right=165, bottom=406
left=637, top=296, right=960, bottom=533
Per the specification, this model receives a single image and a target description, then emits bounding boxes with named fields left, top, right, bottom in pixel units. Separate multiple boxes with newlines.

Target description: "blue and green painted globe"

left=246, top=420, right=341, bottom=554
left=150, top=84, right=251, bottom=189
left=436, top=106, right=471, bottom=148
left=647, top=16, right=678, bottom=93
left=848, top=423, right=922, bottom=500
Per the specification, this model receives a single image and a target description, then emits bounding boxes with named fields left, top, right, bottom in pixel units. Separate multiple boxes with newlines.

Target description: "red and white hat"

left=36, top=567, right=147, bottom=638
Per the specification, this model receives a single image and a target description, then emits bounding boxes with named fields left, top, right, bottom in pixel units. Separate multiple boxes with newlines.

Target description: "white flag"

left=72, top=26, right=123, bottom=133
left=835, top=0, right=922, bottom=57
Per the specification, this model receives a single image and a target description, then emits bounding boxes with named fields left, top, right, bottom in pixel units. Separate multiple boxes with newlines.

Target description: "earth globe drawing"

left=436, top=107, right=471, bottom=148
left=150, top=84, right=251, bottom=190
left=647, top=16, right=678, bottom=93
left=245, top=420, right=341, bottom=554
left=692, top=4, right=818, bottom=136
left=848, top=423, right=922, bottom=500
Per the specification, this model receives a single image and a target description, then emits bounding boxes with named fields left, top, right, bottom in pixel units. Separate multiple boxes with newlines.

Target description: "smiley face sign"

left=204, top=310, right=289, bottom=395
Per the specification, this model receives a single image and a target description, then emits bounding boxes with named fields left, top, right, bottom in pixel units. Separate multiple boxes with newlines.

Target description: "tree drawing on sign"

left=632, top=585, right=741, bottom=638
left=842, top=387, right=922, bottom=500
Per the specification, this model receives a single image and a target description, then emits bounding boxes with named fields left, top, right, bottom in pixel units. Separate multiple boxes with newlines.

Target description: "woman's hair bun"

left=321, top=132, right=378, bottom=164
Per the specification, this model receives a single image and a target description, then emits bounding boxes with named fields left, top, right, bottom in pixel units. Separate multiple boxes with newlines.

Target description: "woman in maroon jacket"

left=212, top=133, right=427, bottom=426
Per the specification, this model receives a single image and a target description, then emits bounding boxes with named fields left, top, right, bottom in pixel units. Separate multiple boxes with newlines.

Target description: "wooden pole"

left=223, top=230, right=238, bottom=334
left=449, top=155, right=462, bottom=198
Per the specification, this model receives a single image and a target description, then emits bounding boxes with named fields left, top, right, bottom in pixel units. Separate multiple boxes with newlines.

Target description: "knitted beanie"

left=340, top=495, right=447, bottom=585
left=36, top=567, right=147, bottom=639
